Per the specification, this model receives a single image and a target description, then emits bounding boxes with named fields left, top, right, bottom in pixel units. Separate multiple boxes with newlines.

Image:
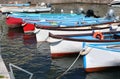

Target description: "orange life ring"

left=93, top=32, right=104, bottom=40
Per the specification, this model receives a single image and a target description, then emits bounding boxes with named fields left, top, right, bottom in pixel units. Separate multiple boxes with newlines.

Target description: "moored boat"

left=48, top=30, right=120, bottom=57
left=83, top=43, right=120, bottom=72
left=109, top=0, right=120, bottom=7
left=0, top=2, right=52, bottom=14
left=48, top=31, right=120, bottom=72
left=6, top=12, right=84, bottom=28
left=1, top=6, right=52, bottom=13
left=6, top=16, right=23, bottom=28
left=0, top=3, right=30, bottom=7
left=22, top=9, right=119, bottom=34
left=34, top=21, right=120, bottom=42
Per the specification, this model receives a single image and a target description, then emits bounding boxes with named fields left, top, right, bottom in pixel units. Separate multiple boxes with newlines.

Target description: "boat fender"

left=110, top=25, right=118, bottom=30
left=21, top=23, right=27, bottom=26
left=93, top=32, right=104, bottom=40
left=80, top=47, right=92, bottom=55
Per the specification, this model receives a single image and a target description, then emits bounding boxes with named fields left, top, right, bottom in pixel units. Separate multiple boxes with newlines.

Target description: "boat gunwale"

left=49, top=31, right=120, bottom=42
left=35, top=21, right=120, bottom=31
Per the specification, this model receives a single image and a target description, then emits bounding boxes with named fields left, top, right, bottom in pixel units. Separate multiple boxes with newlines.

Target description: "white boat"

left=48, top=31, right=120, bottom=72
left=84, top=44, right=120, bottom=72
left=0, top=3, right=30, bottom=7
left=109, top=0, right=120, bottom=7
left=0, top=6, right=52, bottom=13
left=48, top=30, right=120, bottom=58
left=0, top=2, right=52, bottom=13
left=34, top=21, right=120, bottom=42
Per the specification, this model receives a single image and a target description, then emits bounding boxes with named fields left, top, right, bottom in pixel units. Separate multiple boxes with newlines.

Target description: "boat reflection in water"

left=7, top=27, right=37, bottom=45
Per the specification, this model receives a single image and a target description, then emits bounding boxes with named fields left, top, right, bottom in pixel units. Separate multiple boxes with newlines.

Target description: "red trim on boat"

left=51, top=52, right=79, bottom=58
left=85, top=66, right=120, bottom=72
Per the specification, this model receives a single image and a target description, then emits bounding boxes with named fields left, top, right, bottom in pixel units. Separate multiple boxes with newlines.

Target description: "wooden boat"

left=48, top=30, right=120, bottom=58
left=1, top=6, right=52, bottom=14
left=6, top=16, right=23, bottom=28
left=48, top=31, right=120, bottom=72
left=34, top=21, right=120, bottom=42
left=6, top=9, right=116, bottom=29
left=6, top=13, right=84, bottom=28
left=0, top=2, right=52, bottom=14
left=0, top=3, right=30, bottom=7
left=7, top=12, right=85, bottom=23
left=83, top=42, right=120, bottom=72
left=22, top=9, right=119, bottom=33
left=109, top=0, right=120, bottom=7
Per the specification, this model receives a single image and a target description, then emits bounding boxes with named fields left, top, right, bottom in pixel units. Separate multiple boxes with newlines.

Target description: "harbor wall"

left=0, top=0, right=113, bottom=4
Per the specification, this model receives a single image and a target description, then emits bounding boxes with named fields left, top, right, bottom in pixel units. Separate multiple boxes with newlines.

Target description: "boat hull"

left=48, top=28, right=120, bottom=56
left=35, top=22, right=120, bottom=42
left=6, top=17, right=23, bottom=28
left=84, top=47, right=120, bottom=72
left=1, top=6, right=52, bottom=13
left=49, top=38, right=83, bottom=58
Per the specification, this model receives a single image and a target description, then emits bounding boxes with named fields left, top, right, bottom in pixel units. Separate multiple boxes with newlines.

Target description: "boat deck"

left=0, top=55, right=10, bottom=79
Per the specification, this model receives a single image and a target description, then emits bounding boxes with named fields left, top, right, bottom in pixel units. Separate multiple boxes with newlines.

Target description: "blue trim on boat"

left=83, top=55, right=87, bottom=68
left=88, top=42, right=120, bottom=46
left=88, top=43, right=120, bottom=52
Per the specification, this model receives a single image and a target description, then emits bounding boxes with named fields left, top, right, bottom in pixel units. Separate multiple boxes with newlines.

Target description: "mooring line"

left=56, top=49, right=84, bottom=79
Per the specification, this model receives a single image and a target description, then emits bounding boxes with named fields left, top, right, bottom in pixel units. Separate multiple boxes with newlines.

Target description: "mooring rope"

left=37, top=36, right=49, bottom=48
left=56, top=49, right=84, bottom=79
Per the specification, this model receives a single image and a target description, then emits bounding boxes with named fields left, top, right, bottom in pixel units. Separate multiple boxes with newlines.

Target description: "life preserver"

left=93, top=32, right=104, bottom=40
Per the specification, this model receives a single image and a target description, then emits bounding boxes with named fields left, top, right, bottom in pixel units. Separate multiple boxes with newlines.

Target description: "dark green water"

left=0, top=3, right=120, bottom=79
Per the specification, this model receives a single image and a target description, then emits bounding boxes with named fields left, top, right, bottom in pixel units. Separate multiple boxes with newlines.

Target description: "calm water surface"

left=0, top=3, right=120, bottom=79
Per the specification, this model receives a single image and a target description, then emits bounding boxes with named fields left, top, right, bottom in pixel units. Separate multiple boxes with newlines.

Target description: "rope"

left=56, top=49, right=84, bottom=79
left=37, top=36, right=49, bottom=48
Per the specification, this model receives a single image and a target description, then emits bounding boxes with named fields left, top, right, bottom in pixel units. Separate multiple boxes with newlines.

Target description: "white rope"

left=37, top=36, right=49, bottom=48
left=56, top=49, right=84, bottom=79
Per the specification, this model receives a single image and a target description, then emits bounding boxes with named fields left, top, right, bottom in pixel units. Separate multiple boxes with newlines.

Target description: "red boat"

left=6, top=16, right=23, bottom=28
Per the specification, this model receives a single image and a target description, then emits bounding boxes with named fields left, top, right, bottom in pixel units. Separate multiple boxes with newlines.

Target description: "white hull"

left=110, top=0, right=120, bottom=7
left=0, top=6, right=51, bottom=13
left=49, top=38, right=83, bottom=57
left=111, top=5, right=120, bottom=7
left=35, top=28, right=100, bottom=42
left=35, top=22, right=120, bottom=42
left=84, top=46, right=120, bottom=72
left=47, top=25, right=120, bottom=58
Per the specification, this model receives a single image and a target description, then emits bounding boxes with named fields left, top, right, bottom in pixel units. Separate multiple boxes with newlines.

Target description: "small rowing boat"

left=48, top=31, right=120, bottom=72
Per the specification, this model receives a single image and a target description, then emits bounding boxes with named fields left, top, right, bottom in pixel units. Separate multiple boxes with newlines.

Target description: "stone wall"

left=0, top=0, right=113, bottom=4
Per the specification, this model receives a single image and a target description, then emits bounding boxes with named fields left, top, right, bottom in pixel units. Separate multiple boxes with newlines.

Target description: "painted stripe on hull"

left=85, top=66, right=120, bottom=72
left=51, top=52, right=79, bottom=58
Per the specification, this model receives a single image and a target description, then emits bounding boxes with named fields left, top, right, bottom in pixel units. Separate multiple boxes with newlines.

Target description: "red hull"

left=23, top=23, right=35, bottom=33
left=85, top=66, right=120, bottom=72
left=6, top=17, right=23, bottom=28
left=51, top=52, right=79, bottom=58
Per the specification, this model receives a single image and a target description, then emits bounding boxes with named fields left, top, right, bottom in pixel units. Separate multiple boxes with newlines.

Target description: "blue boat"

left=11, top=9, right=117, bottom=27
left=8, top=12, right=85, bottom=21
